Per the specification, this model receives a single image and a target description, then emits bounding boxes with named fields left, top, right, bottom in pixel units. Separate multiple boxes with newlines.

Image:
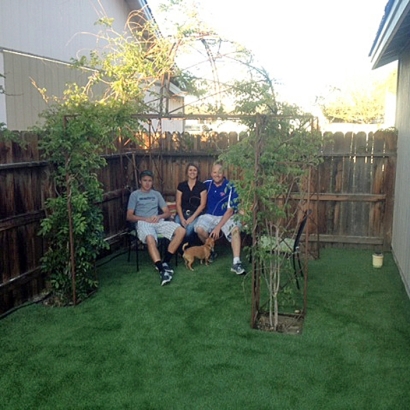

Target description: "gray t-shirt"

left=127, top=189, right=167, bottom=218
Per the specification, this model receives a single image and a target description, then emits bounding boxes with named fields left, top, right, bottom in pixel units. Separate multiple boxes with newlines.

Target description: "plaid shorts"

left=194, top=214, right=241, bottom=243
left=137, top=220, right=181, bottom=244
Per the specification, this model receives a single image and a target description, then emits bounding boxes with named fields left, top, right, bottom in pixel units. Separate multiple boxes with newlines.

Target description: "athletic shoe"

left=162, top=262, right=174, bottom=275
left=208, top=251, right=217, bottom=263
left=231, top=262, right=245, bottom=275
left=160, top=271, right=172, bottom=286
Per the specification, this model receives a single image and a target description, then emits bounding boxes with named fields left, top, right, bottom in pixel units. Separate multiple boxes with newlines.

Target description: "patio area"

left=1, top=247, right=410, bottom=409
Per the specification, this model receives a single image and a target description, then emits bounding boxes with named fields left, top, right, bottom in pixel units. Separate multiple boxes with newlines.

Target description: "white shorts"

left=195, top=214, right=241, bottom=242
left=137, top=220, right=181, bottom=244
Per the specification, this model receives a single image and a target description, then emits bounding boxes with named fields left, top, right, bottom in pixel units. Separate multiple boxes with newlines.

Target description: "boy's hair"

left=139, top=170, right=154, bottom=179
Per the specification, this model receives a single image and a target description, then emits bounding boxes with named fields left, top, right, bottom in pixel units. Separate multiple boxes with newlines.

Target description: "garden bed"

left=256, top=312, right=304, bottom=334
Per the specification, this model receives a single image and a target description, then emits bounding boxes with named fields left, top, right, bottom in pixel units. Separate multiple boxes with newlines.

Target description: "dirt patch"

left=42, top=295, right=68, bottom=307
left=256, top=312, right=304, bottom=334
left=41, top=290, right=97, bottom=307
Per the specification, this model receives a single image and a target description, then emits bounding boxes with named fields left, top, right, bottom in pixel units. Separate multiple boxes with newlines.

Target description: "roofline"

left=369, top=0, right=410, bottom=69
left=125, top=0, right=155, bottom=21
left=169, top=82, right=185, bottom=96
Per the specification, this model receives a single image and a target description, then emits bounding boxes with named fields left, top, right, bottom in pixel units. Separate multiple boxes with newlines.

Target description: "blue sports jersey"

left=204, top=178, right=238, bottom=216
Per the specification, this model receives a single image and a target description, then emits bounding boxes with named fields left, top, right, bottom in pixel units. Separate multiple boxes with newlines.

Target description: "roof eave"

left=370, top=0, right=410, bottom=69
left=125, top=0, right=155, bottom=21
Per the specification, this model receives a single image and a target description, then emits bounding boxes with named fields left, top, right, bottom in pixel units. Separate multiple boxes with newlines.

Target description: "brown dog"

left=182, top=237, right=215, bottom=271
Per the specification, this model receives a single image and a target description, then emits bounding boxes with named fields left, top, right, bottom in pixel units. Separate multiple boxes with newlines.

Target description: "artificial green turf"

left=1, top=247, right=410, bottom=409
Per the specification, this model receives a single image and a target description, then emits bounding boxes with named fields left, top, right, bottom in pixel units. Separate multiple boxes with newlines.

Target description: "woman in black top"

left=175, top=163, right=207, bottom=244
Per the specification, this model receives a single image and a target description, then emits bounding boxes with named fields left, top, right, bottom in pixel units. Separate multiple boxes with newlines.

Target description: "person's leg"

left=195, top=215, right=221, bottom=261
left=174, top=215, right=188, bottom=254
left=157, top=222, right=186, bottom=269
left=138, top=222, right=170, bottom=285
left=186, top=220, right=202, bottom=246
left=168, top=226, right=186, bottom=254
left=221, top=218, right=245, bottom=275
left=138, top=222, right=161, bottom=263
left=230, top=226, right=241, bottom=259
left=146, top=235, right=161, bottom=263
left=195, top=215, right=214, bottom=243
left=185, top=221, right=195, bottom=238
left=174, top=214, right=182, bottom=226
left=195, top=226, right=208, bottom=243
left=174, top=214, right=195, bottom=238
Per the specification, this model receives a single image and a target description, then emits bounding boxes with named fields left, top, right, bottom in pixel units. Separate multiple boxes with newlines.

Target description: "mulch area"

left=256, top=312, right=304, bottom=334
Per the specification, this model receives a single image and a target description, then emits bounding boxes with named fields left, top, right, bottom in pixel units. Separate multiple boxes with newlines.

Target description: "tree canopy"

left=317, top=70, right=397, bottom=124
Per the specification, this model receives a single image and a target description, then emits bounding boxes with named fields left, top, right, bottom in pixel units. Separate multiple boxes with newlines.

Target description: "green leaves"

left=220, top=76, right=323, bottom=326
left=36, top=99, right=141, bottom=305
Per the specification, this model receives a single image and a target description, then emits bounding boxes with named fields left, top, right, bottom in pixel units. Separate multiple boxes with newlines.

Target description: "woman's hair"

left=185, top=163, right=200, bottom=179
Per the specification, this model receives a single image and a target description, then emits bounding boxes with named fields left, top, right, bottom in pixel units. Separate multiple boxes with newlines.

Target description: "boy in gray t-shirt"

left=127, top=170, right=186, bottom=286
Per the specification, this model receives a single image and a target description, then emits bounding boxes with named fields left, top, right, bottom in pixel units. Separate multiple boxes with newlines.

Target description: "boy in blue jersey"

left=127, top=170, right=186, bottom=286
left=195, top=163, right=245, bottom=275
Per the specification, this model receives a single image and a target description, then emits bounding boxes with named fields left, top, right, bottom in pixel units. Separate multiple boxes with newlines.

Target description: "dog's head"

left=205, top=237, right=215, bottom=250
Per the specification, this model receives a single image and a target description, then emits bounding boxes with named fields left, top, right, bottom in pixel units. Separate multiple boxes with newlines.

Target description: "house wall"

left=3, top=51, right=96, bottom=130
left=392, top=42, right=410, bottom=297
left=0, top=0, right=133, bottom=62
left=0, top=53, right=6, bottom=125
left=0, top=0, right=183, bottom=131
left=144, top=84, right=185, bottom=132
left=149, top=97, right=185, bottom=133
left=0, top=0, right=139, bottom=130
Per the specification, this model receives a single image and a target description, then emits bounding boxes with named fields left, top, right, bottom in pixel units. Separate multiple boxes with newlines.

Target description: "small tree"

left=317, top=70, right=397, bottom=124
left=36, top=99, right=141, bottom=305
left=221, top=76, right=323, bottom=330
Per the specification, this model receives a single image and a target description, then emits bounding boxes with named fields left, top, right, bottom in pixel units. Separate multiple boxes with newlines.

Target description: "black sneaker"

left=208, top=251, right=217, bottom=263
left=162, top=262, right=174, bottom=275
left=231, top=262, right=245, bottom=275
left=160, top=271, right=172, bottom=286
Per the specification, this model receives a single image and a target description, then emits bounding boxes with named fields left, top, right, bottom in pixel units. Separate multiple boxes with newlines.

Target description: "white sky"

left=148, top=0, right=395, bottom=109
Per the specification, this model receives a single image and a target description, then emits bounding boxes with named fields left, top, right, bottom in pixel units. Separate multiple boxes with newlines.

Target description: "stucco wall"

left=392, top=42, right=410, bottom=297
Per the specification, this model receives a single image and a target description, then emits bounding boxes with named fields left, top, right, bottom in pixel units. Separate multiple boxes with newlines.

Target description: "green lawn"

left=1, top=247, right=410, bottom=409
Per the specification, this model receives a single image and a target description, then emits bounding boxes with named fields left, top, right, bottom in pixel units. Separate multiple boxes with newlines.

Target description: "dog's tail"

left=182, top=242, right=189, bottom=252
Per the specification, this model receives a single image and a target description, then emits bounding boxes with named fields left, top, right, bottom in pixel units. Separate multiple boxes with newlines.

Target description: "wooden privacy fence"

left=313, top=130, right=396, bottom=250
left=0, top=129, right=397, bottom=315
